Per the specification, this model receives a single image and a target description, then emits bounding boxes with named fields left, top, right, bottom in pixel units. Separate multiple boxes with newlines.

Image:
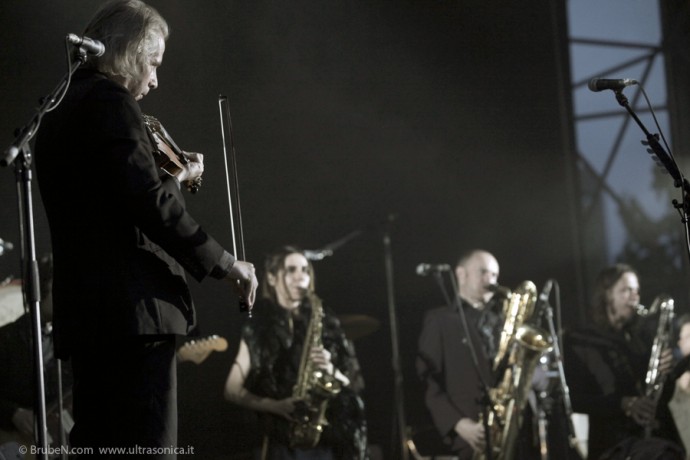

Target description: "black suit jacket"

left=416, top=302, right=496, bottom=457
left=35, top=69, right=232, bottom=358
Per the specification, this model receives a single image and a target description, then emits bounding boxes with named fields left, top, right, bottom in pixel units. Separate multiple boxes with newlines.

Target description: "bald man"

left=416, top=249, right=541, bottom=459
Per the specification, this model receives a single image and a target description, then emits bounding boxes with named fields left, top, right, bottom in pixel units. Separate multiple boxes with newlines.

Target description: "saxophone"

left=289, top=291, right=342, bottom=449
left=474, top=281, right=554, bottom=460
left=641, top=295, right=675, bottom=438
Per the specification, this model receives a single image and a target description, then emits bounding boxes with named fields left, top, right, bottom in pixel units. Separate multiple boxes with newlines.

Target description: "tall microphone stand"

left=612, top=89, right=690, bottom=267
left=382, top=217, right=410, bottom=460
left=1, top=45, right=91, bottom=460
left=542, top=300, right=584, bottom=459
left=427, top=271, right=493, bottom=460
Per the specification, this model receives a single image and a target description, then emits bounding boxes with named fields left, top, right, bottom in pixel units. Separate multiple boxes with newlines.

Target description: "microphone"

left=534, top=279, right=555, bottom=322
left=304, top=249, right=333, bottom=261
left=487, top=284, right=511, bottom=298
left=538, top=279, right=554, bottom=304
left=0, top=239, right=14, bottom=256
left=588, top=78, right=637, bottom=92
left=416, top=263, right=451, bottom=276
left=66, top=33, right=105, bottom=57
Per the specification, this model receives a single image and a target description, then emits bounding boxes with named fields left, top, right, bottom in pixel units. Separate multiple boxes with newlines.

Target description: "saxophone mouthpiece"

left=487, top=284, right=511, bottom=298
left=634, top=303, right=650, bottom=317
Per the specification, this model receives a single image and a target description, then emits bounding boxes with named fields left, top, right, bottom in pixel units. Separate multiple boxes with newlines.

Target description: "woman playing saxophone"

left=224, top=246, right=369, bottom=460
left=563, top=264, right=678, bottom=459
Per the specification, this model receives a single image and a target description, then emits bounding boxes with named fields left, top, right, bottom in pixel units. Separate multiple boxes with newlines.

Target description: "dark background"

left=0, top=1, right=612, bottom=458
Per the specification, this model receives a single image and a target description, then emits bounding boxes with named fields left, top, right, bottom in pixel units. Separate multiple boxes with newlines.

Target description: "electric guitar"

left=177, top=335, right=228, bottom=365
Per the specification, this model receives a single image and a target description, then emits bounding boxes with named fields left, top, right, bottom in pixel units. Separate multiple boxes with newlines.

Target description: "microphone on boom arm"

left=487, top=283, right=511, bottom=299
left=66, top=33, right=106, bottom=57
left=533, top=279, right=555, bottom=323
left=588, top=78, right=637, bottom=92
left=416, top=263, right=451, bottom=276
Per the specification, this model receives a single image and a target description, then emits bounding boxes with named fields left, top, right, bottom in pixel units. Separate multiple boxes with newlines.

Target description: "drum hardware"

left=337, top=314, right=380, bottom=341
left=0, top=238, right=14, bottom=256
left=0, top=279, right=25, bottom=328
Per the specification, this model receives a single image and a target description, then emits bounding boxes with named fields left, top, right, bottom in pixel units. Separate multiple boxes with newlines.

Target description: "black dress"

left=242, top=298, right=368, bottom=460
left=563, top=323, right=649, bottom=460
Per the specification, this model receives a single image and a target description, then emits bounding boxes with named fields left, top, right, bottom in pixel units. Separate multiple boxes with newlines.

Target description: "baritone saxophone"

left=474, top=281, right=553, bottom=460
left=641, top=294, right=674, bottom=438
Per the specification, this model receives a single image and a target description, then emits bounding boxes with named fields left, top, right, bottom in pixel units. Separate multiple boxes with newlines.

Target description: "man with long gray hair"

left=34, top=1, right=258, bottom=456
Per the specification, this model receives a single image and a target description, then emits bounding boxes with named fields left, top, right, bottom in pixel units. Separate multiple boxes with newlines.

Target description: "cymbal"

left=337, top=314, right=380, bottom=341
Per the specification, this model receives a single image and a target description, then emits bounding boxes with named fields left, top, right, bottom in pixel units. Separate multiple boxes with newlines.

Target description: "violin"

left=142, top=114, right=202, bottom=193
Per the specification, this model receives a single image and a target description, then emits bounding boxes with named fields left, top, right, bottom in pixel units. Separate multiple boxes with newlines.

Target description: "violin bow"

left=218, top=95, right=250, bottom=316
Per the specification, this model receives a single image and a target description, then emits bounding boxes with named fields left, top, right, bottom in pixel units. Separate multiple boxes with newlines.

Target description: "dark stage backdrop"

left=0, top=1, right=581, bottom=458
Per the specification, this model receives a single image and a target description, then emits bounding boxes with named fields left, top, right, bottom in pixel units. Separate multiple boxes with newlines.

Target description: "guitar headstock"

left=177, top=334, right=228, bottom=365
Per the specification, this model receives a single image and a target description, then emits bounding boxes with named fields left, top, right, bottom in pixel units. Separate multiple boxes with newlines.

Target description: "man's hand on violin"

left=176, top=152, right=204, bottom=185
left=227, top=261, right=258, bottom=308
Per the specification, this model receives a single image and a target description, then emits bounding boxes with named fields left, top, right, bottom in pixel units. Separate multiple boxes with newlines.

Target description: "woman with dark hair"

left=563, top=264, right=678, bottom=459
left=588, top=264, right=640, bottom=330
left=225, top=246, right=368, bottom=460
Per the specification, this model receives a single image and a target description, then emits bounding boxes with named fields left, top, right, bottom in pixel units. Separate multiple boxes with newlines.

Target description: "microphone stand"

left=382, top=217, right=410, bottom=460
left=1, top=46, right=91, bottom=460
left=612, top=89, right=690, bottom=267
left=542, top=303, right=584, bottom=459
left=7, top=137, right=49, bottom=460
left=433, top=272, right=494, bottom=460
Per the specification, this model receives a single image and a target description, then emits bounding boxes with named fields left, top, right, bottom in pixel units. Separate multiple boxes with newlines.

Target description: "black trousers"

left=69, top=335, right=177, bottom=459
